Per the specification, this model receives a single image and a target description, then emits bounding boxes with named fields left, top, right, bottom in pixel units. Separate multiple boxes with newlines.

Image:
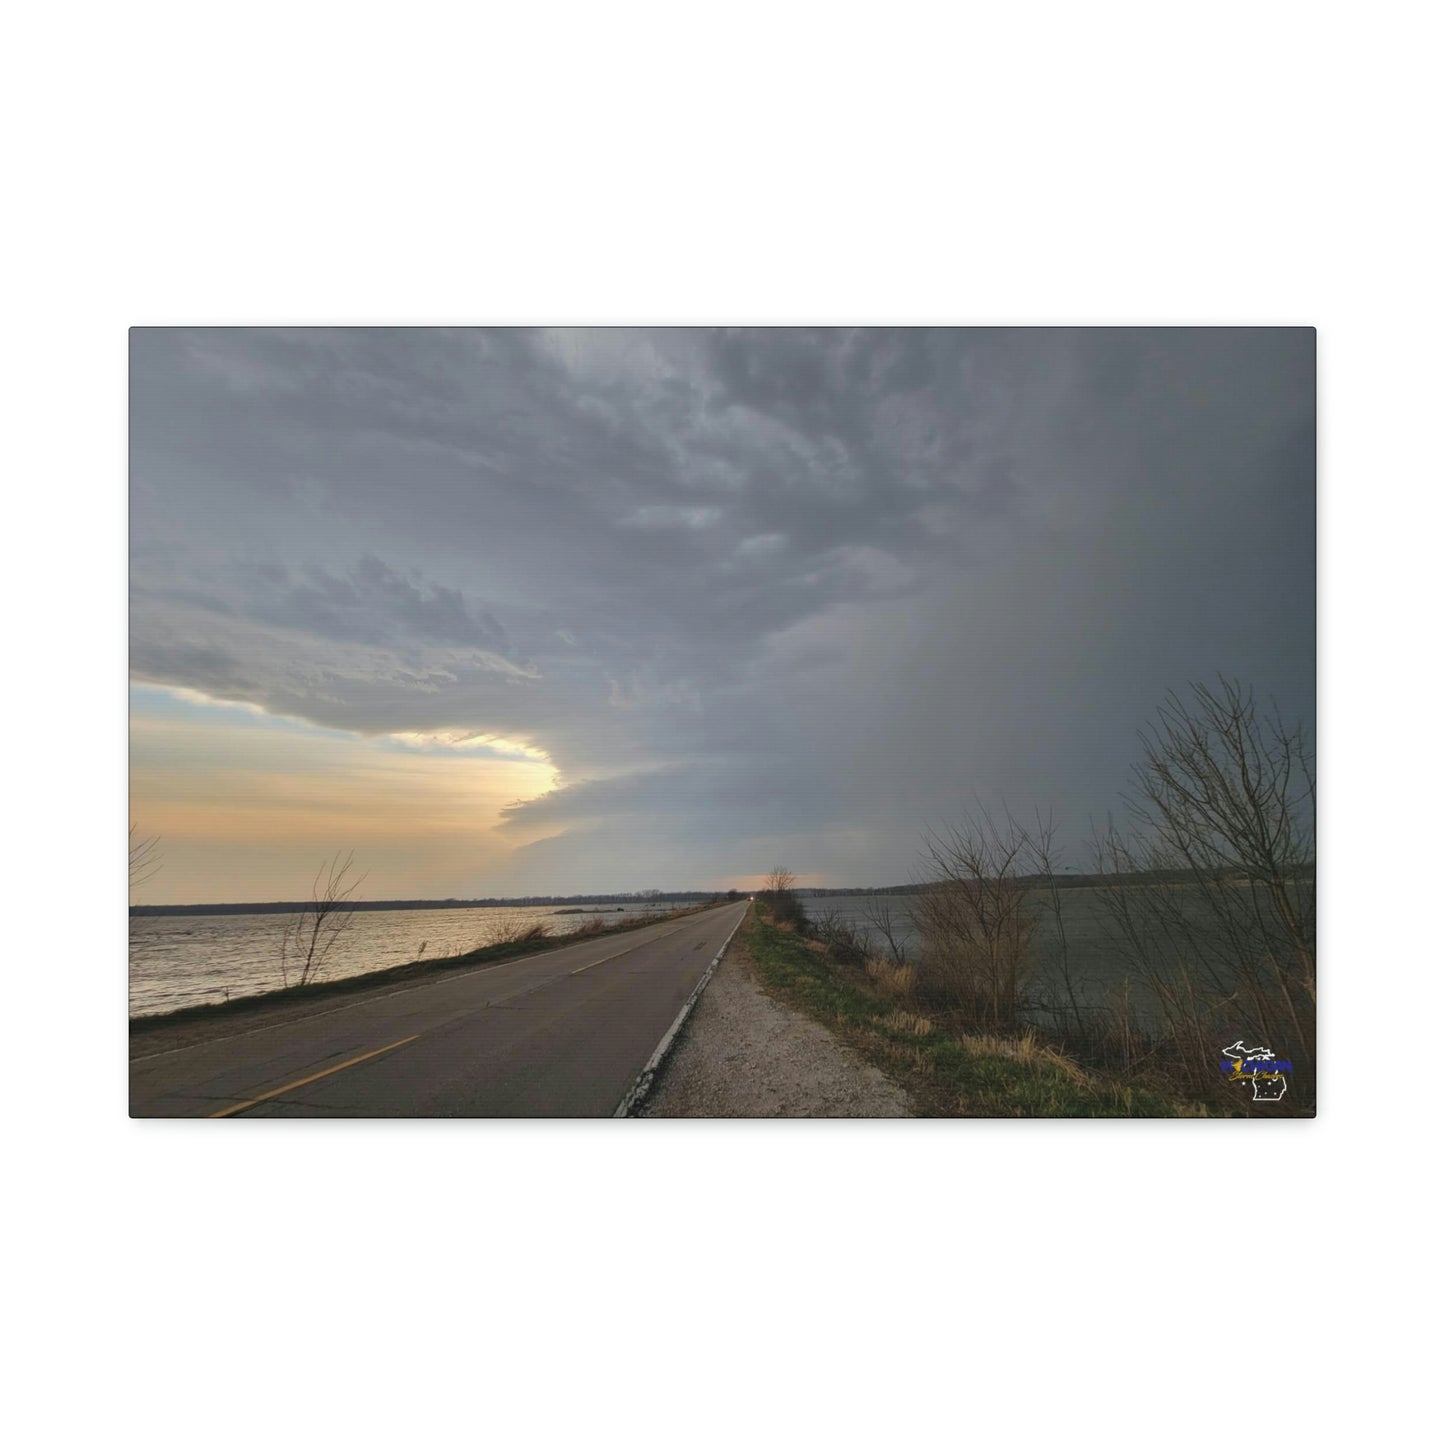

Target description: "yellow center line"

left=208, top=1034, right=422, bottom=1118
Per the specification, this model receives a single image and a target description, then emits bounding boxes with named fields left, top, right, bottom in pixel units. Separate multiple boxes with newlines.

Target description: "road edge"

left=613, top=905, right=749, bottom=1118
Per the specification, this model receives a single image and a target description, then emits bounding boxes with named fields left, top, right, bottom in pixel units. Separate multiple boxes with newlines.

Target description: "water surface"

left=129, top=901, right=682, bottom=1017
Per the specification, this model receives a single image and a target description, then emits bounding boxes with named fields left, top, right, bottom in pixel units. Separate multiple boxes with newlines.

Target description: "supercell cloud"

left=130, top=328, right=1314, bottom=897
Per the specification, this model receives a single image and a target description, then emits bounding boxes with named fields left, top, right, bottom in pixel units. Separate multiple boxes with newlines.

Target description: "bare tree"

left=1093, top=678, right=1315, bottom=1106
left=129, top=826, right=163, bottom=888
left=764, top=865, right=797, bottom=897
left=915, top=808, right=1037, bottom=1029
left=761, top=865, right=805, bottom=927
left=280, top=851, right=367, bottom=988
left=861, top=896, right=912, bottom=967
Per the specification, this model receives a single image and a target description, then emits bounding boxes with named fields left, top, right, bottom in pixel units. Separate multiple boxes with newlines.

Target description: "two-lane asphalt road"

left=130, top=901, right=750, bottom=1118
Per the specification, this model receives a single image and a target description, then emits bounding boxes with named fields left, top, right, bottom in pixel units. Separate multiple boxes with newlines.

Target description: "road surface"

left=130, top=901, right=750, bottom=1118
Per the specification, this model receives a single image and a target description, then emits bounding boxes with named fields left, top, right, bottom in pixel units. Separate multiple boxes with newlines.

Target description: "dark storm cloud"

left=264, top=556, right=513, bottom=655
left=130, top=327, right=1314, bottom=886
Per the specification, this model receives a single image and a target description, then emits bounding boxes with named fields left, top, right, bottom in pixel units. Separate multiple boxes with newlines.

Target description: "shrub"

left=913, top=811, right=1036, bottom=1029
left=760, top=865, right=808, bottom=929
left=487, top=917, right=553, bottom=946
left=810, top=910, right=872, bottom=967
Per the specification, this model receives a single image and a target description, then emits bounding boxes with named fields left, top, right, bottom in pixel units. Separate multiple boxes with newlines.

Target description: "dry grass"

left=880, top=1009, right=934, bottom=1037
left=875, top=1038, right=938, bottom=1075
left=955, top=1027, right=1091, bottom=1086
left=487, top=918, right=554, bottom=946
left=866, top=956, right=918, bottom=999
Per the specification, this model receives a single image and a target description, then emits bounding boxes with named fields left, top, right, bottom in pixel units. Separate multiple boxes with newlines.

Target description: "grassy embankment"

left=130, top=902, right=723, bottom=1035
left=745, top=902, right=1190, bottom=1118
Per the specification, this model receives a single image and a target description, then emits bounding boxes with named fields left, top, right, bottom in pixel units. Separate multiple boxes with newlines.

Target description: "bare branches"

left=129, top=827, right=163, bottom=888
left=1130, top=680, right=1313, bottom=880
left=1094, top=678, right=1315, bottom=1106
left=487, top=916, right=553, bottom=946
left=764, top=865, right=797, bottom=897
left=860, top=896, right=913, bottom=967
left=914, top=807, right=1037, bottom=1029
left=761, top=864, right=805, bottom=927
left=280, top=851, right=368, bottom=988
left=811, top=909, right=871, bottom=966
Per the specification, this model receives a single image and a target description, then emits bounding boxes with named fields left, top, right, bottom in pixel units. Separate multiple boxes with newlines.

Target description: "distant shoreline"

left=130, top=866, right=1307, bottom=918
left=130, top=893, right=729, bottom=919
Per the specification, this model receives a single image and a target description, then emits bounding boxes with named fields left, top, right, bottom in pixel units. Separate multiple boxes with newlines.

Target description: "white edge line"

left=613, top=905, right=749, bottom=1119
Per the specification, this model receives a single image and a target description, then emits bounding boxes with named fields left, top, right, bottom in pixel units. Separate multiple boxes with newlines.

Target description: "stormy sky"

left=129, top=328, right=1314, bottom=903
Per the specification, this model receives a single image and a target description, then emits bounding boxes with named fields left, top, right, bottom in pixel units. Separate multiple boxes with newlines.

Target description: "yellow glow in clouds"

left=129, top=702, right=559, bottom=904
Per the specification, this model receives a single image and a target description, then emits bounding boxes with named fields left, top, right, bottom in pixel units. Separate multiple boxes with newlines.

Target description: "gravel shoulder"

left=642, top=924, right=912, bottom=1118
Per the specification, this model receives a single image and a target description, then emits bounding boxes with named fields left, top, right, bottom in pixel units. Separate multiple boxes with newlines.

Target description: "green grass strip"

left=745, top=908, right=1182, bottom=1118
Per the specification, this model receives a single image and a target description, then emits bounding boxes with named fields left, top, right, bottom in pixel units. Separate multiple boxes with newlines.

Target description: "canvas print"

left=129, top=327, right=1316, bottom=1118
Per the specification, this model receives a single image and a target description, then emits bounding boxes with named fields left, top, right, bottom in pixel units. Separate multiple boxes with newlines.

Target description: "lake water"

left=801, top=889, right=1170, bottom=1027
left=803, top=884, right=1313, bottom=1034
left=129, top=901, right=686, bottom=1018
